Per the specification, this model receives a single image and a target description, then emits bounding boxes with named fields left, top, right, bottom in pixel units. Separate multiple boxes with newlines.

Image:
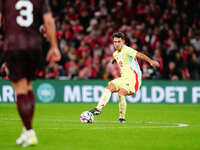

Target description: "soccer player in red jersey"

left=0, top=0, right=61, bottom=147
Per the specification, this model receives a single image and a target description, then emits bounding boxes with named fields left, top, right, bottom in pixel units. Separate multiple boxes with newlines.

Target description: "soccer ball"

left=80, top=111, right=94, bottom=123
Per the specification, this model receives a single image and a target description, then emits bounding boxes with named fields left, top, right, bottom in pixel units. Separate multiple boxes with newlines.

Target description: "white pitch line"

left=0, top=118, right=189, bottom=129
left=36, top=122, right=189, bottom=130
left=178, top=123, right=189, bottom=127
left=37, top=123, right=189, bottom=130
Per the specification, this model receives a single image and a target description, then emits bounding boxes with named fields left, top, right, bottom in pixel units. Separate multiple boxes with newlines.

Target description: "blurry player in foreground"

left=0, top=0, right=61, bottom=147
left=90, top=32, right=159, bottom=123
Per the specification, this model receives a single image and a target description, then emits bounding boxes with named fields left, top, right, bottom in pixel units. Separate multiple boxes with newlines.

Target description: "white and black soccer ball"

left=80, top=111, right=94, bottom=123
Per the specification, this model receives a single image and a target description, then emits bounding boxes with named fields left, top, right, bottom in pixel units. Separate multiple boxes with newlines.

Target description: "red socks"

left=16, top=91, right=35, bottom=130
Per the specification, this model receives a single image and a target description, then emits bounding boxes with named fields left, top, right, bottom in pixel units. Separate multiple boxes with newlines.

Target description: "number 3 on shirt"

left=15, top=0, right=33, bottom=27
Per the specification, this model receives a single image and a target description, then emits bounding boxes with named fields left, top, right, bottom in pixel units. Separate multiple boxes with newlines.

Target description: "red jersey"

left=0, top=0, right=51, bottom=50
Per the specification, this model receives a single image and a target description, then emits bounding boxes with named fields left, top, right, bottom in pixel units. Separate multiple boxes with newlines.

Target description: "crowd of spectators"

left=1, top=0, right=200, bottom=80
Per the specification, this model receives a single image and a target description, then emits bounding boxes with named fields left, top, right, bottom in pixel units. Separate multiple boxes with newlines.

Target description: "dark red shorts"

left=4, top=49, right=42, bottom=82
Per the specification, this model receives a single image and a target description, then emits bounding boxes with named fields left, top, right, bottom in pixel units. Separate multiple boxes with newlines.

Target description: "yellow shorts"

left=109, top=71, right=141, bottom=95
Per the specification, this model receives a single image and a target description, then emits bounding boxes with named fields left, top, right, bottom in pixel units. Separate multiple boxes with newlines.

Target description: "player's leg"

left=12, top=78, right=34, bottom=131
left=11, top=78, right=29, bottom=94
left=11, top=69, right=35, bottom=131
left=13, top=79, right=37, bottom=146
left=89, top=81, right=119, bottom=115
left=117, top=75, right=135, bottom=123
left=5, top=50, right=40, bottom=146
left=27, top=81, right=35, bottom=130
left=20, top=50, right=41, bottom=147
left=89, top=83, right=117, bottom=115
left=118, top=88, right=128, bottom=123
left=117, top=72, right=142, bottom=123
left=96, top=83, right=118, bottom=109
left=17, top=49, right=41, bottom=130
left=18, top=81, right=38, bottom=147
left=12, top=79, right=32, bottom=145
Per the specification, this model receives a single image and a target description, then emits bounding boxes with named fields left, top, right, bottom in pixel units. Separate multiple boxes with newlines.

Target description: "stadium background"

left=1, top=0, right=200, bottom=80
left=0, top=0, right=200, bottom=104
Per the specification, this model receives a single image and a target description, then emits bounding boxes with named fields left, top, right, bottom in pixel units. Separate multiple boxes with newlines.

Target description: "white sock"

left=118, top=95, right=126, bottom=119
left=96, top=88, right=112, bottom=110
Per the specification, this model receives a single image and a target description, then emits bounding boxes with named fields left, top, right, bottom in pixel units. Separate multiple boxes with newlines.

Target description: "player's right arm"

left=111, top=51, right=117, bottom=64
left=111, top=59, right=116, bottom=64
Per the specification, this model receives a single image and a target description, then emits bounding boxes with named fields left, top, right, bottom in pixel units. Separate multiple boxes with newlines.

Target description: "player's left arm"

left=136, top=51, right=160, bottom=68
left=43, top=13, right=61, bottom=62
left=42, top=0, right=61, bottom=62
left=126, top=47, right=159, bottom=68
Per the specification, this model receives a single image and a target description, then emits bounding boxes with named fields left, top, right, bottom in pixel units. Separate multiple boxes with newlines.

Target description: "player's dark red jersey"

left=0, top=0, right=51, bottom=51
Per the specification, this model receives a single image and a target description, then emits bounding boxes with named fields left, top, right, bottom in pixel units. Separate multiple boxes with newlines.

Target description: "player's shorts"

left=3, top=49, right=42, bottom=82
left=109, top=71, right=141, bottom=95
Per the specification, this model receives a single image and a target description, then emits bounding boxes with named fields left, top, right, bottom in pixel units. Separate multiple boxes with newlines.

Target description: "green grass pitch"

left=0, top=103, right=200, bottom=150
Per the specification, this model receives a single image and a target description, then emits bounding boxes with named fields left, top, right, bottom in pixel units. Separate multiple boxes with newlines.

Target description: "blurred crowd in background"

left=1, top=0, right=200, bottom=80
